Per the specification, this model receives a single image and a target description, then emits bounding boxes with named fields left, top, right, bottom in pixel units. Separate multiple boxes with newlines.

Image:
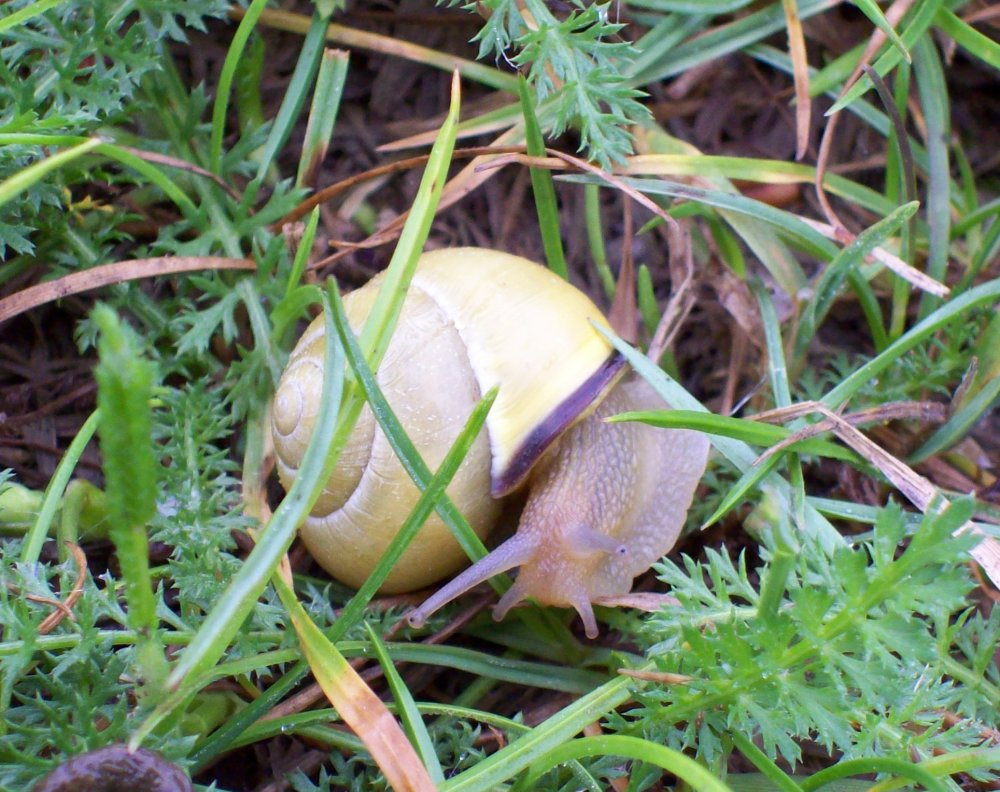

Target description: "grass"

left=1, top=1, right=998, bottom=790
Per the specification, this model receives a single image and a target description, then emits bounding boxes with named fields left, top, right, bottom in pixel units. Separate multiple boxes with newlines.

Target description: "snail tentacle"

left=406, top=533, right=537, bottom=628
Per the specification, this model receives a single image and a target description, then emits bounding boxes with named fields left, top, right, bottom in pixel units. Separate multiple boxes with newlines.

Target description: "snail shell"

left=272, top=248, right=708, bottom=635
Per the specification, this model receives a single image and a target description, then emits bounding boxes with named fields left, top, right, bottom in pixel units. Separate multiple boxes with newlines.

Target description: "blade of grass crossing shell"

left=272, top=572, right=437, bottom=792
left=523, top=735, right=734, bottom=792
left=365, top=624, right=445, bottom=785
left=359, top=71, right=460, bottom=368
left=912, top=36, right=950, bottom=319
left=328, top=283, right=501, bottom=608
left=518, top=76, right=567, bottom=279
left=159, top=290, right=344, bottom=696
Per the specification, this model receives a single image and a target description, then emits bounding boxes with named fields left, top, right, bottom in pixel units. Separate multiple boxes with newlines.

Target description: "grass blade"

left=273, top=572, right=436, bottom=792
left=365, top=624, right=445, bottom=785
left=519, top=76, right=567, bottom=279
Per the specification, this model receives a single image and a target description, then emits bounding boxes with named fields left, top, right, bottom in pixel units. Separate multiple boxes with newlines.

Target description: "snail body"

left=272, top=248, right=708, bottom=636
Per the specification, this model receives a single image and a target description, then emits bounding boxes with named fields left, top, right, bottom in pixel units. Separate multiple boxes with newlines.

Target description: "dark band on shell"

left=492, top=351, right=627, bottom=497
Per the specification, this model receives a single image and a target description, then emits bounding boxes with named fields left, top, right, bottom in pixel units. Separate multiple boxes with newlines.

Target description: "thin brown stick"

left=275, top=145, right=525, bottom=228
left=38, top=543, right=88, bottom=634
left=0, top=257, right=255, bottom=325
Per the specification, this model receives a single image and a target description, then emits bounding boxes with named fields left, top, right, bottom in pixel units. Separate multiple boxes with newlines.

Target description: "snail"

left=272, top=248, right=709, bottom=637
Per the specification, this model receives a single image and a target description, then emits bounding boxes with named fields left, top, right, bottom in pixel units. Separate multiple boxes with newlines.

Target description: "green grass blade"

left=365, top=624, right=445, bottom=785
left=20, top=411, right=99, bottom=564
left=852, top=0, right=910, bottom=60
left=795, top=201, right=918, bottom=358
left=610, top=410, right=858, bottom=463
left=0, top=138, right=102, bottom=208
left=798, top=756, right=948, bottom=792
left=296, top=48, right=350, bottom=188
left=934, top=7, right=1000, bottom=70
left=439, top=674, right=635, bottom=790
left=585, top=184, right=616, bottom=299
left=0, top=0, right=70, bottom=32
left=626, top=0, right=838, bottom=84
left=210, top=0, right=270, bottom=174
left=730, top=730, right=804, bottom=792
left=358, top=72, right=460, bottom=367
left=912, top=35, right=951, bottom=318
left=255, top=9, right=332, bottom=180
left=750, top=277, right=792, bottom=407
left=828, top=0, right=943, bottom=114
left=593, top=175, right=838, bottom=261
left=523, top=735, right=734, bottom=791
left=821, top=279, right=1000, bottom=409
left=94, top=143, right=199, bottom=218
left=161, top=291, right=344, bottom=693
left=519, top=76, right=567, bottom=279
left=327, top=284, right=498, bottom=612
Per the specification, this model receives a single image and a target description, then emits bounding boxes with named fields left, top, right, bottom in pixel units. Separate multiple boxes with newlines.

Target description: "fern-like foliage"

left=0, top=0, right=229, bottom=258
left=449, top=0, right=649, bottom=167
left=614, top=499, right=995, bottom=772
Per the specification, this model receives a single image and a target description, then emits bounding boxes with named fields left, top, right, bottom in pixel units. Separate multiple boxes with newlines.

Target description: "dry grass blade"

left=815, top=0, right=917, bottom=232
left=117, top=145, right=242, bottom=200
left=312, top=132, right=522, bottom=270
left=647, top=220, right=696, bottom=364
left=38, top=543, right=87, bottom=634
left=617, top=668, right=693, bottom=685
left=0, top=257, right=255, bottom=325
left=594, top=592, right=681, bottom=612
left=752, top=401, right=1000, bottom=588
left=276, top=146, right=525, bottom=228
left=799, top=216, right=949, bottom=296
left=782, top=0, right=812, bottom=160
left=276, top=560, right=437, bottom=792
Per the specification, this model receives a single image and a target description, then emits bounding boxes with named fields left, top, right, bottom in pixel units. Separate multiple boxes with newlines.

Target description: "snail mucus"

left=271, top=247, right=709, bottom=637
